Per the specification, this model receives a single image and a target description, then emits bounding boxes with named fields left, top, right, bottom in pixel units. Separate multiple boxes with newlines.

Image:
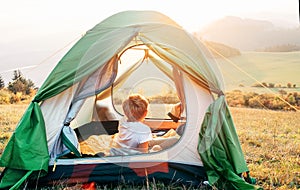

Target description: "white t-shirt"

left=115, top=121, right=152, bottom=150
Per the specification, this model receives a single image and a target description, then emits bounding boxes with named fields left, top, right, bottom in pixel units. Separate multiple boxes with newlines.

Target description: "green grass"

left=0, top=104, right=299, bottom=189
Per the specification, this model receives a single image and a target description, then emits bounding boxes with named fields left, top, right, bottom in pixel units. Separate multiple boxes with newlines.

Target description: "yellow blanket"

left=80, top=129, right=179, bottom=156
left=79, top=134, right=118, bottom=156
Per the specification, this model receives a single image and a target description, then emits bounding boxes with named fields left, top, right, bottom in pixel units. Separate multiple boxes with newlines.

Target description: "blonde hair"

left=122, top=94, right=149, bottom=121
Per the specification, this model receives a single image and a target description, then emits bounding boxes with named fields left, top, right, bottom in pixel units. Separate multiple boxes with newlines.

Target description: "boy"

left=114, top=94, right=152, bottom=153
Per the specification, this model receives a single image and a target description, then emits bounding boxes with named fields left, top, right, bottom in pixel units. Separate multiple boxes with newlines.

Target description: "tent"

left=0, top=10, right=258, bottom=189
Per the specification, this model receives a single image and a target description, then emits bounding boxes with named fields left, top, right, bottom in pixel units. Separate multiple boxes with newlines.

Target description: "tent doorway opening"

left=72, top=45, right=186, bottom=157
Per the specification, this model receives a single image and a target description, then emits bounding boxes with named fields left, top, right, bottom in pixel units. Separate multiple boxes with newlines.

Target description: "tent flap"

left=198, top=96, right=259, bottom=189
left=62, top=126, right=81, bottom=157
left=0, top=102, right=49, bottom=188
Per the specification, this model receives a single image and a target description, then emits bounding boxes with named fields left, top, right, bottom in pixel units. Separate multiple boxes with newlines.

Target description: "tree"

left=0, top=75, right=4, bottom=89
left=268, top=83, right=275, bottom=88
left=12, top=70, right=22, bottom=80
left=7, top=70, right=35, bottom=95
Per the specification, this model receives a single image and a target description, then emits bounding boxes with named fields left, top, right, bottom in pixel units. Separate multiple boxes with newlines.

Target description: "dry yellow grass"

left=0, top=104, right=28, bottom=173
left=0, top=104, right=28, bottom=149
left=230, top=107, right=300, bottom=189
left=0, top=104, right=299, bottom=189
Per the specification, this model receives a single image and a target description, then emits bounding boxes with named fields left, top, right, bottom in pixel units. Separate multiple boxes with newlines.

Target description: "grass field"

left=0, top=104, right=299, bottom=189
left=216, top=51, right=300, bottom=93
left=230, top=107, right=299, bottom=189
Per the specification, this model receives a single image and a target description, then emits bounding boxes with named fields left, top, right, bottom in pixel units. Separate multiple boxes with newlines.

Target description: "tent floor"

left=28, top=162, right=208, bottom=188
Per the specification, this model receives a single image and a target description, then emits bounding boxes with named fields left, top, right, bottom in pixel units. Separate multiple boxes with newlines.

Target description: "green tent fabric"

left=0, top=102, right=48, bottom=189
left=198, top=96, right=260, bottom=189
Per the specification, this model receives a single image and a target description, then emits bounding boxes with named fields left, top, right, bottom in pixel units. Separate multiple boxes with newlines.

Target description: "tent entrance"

left=66, top=46, right=188, bottom=158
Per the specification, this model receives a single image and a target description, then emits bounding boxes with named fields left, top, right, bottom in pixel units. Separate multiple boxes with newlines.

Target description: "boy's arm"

left=138, top=142, right=149, bottom=153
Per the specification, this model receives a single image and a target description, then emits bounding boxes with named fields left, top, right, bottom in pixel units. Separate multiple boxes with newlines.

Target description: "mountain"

left=199, top=16, right=300, bottom=51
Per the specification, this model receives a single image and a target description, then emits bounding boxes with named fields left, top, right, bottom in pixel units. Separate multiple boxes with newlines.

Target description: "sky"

left=0, top=0, right=299, bottom=86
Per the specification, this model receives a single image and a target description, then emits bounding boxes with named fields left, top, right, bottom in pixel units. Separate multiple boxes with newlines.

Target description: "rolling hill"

left=214, top=51, right=300, bottom=92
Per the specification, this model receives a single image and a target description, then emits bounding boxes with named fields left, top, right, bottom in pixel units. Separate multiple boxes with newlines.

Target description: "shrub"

left=268, top=83, right=275, bottom=88
left=226, top=91, right=300, bottom=111
left=10, top=92, right=22, bottom=104
left=270, top=97, right=286, bottom=110
left=278, top=90, right=287, bottom=96
left=0, top=89, right=10, bottom=104
left=248, top=96, right=264, bottom=108
left=251, top=83, right=264, bottom=88
left=225, top=90, right=245, bottom=107
left=286, top=94, right=296, bottom=105
left=243, top=92, right=258, bottom=107
left=261, top=82, right=268, bottom=87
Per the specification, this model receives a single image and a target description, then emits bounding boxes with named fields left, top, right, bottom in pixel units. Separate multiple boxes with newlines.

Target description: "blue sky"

left=0, top=0, right=298, bottom=86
